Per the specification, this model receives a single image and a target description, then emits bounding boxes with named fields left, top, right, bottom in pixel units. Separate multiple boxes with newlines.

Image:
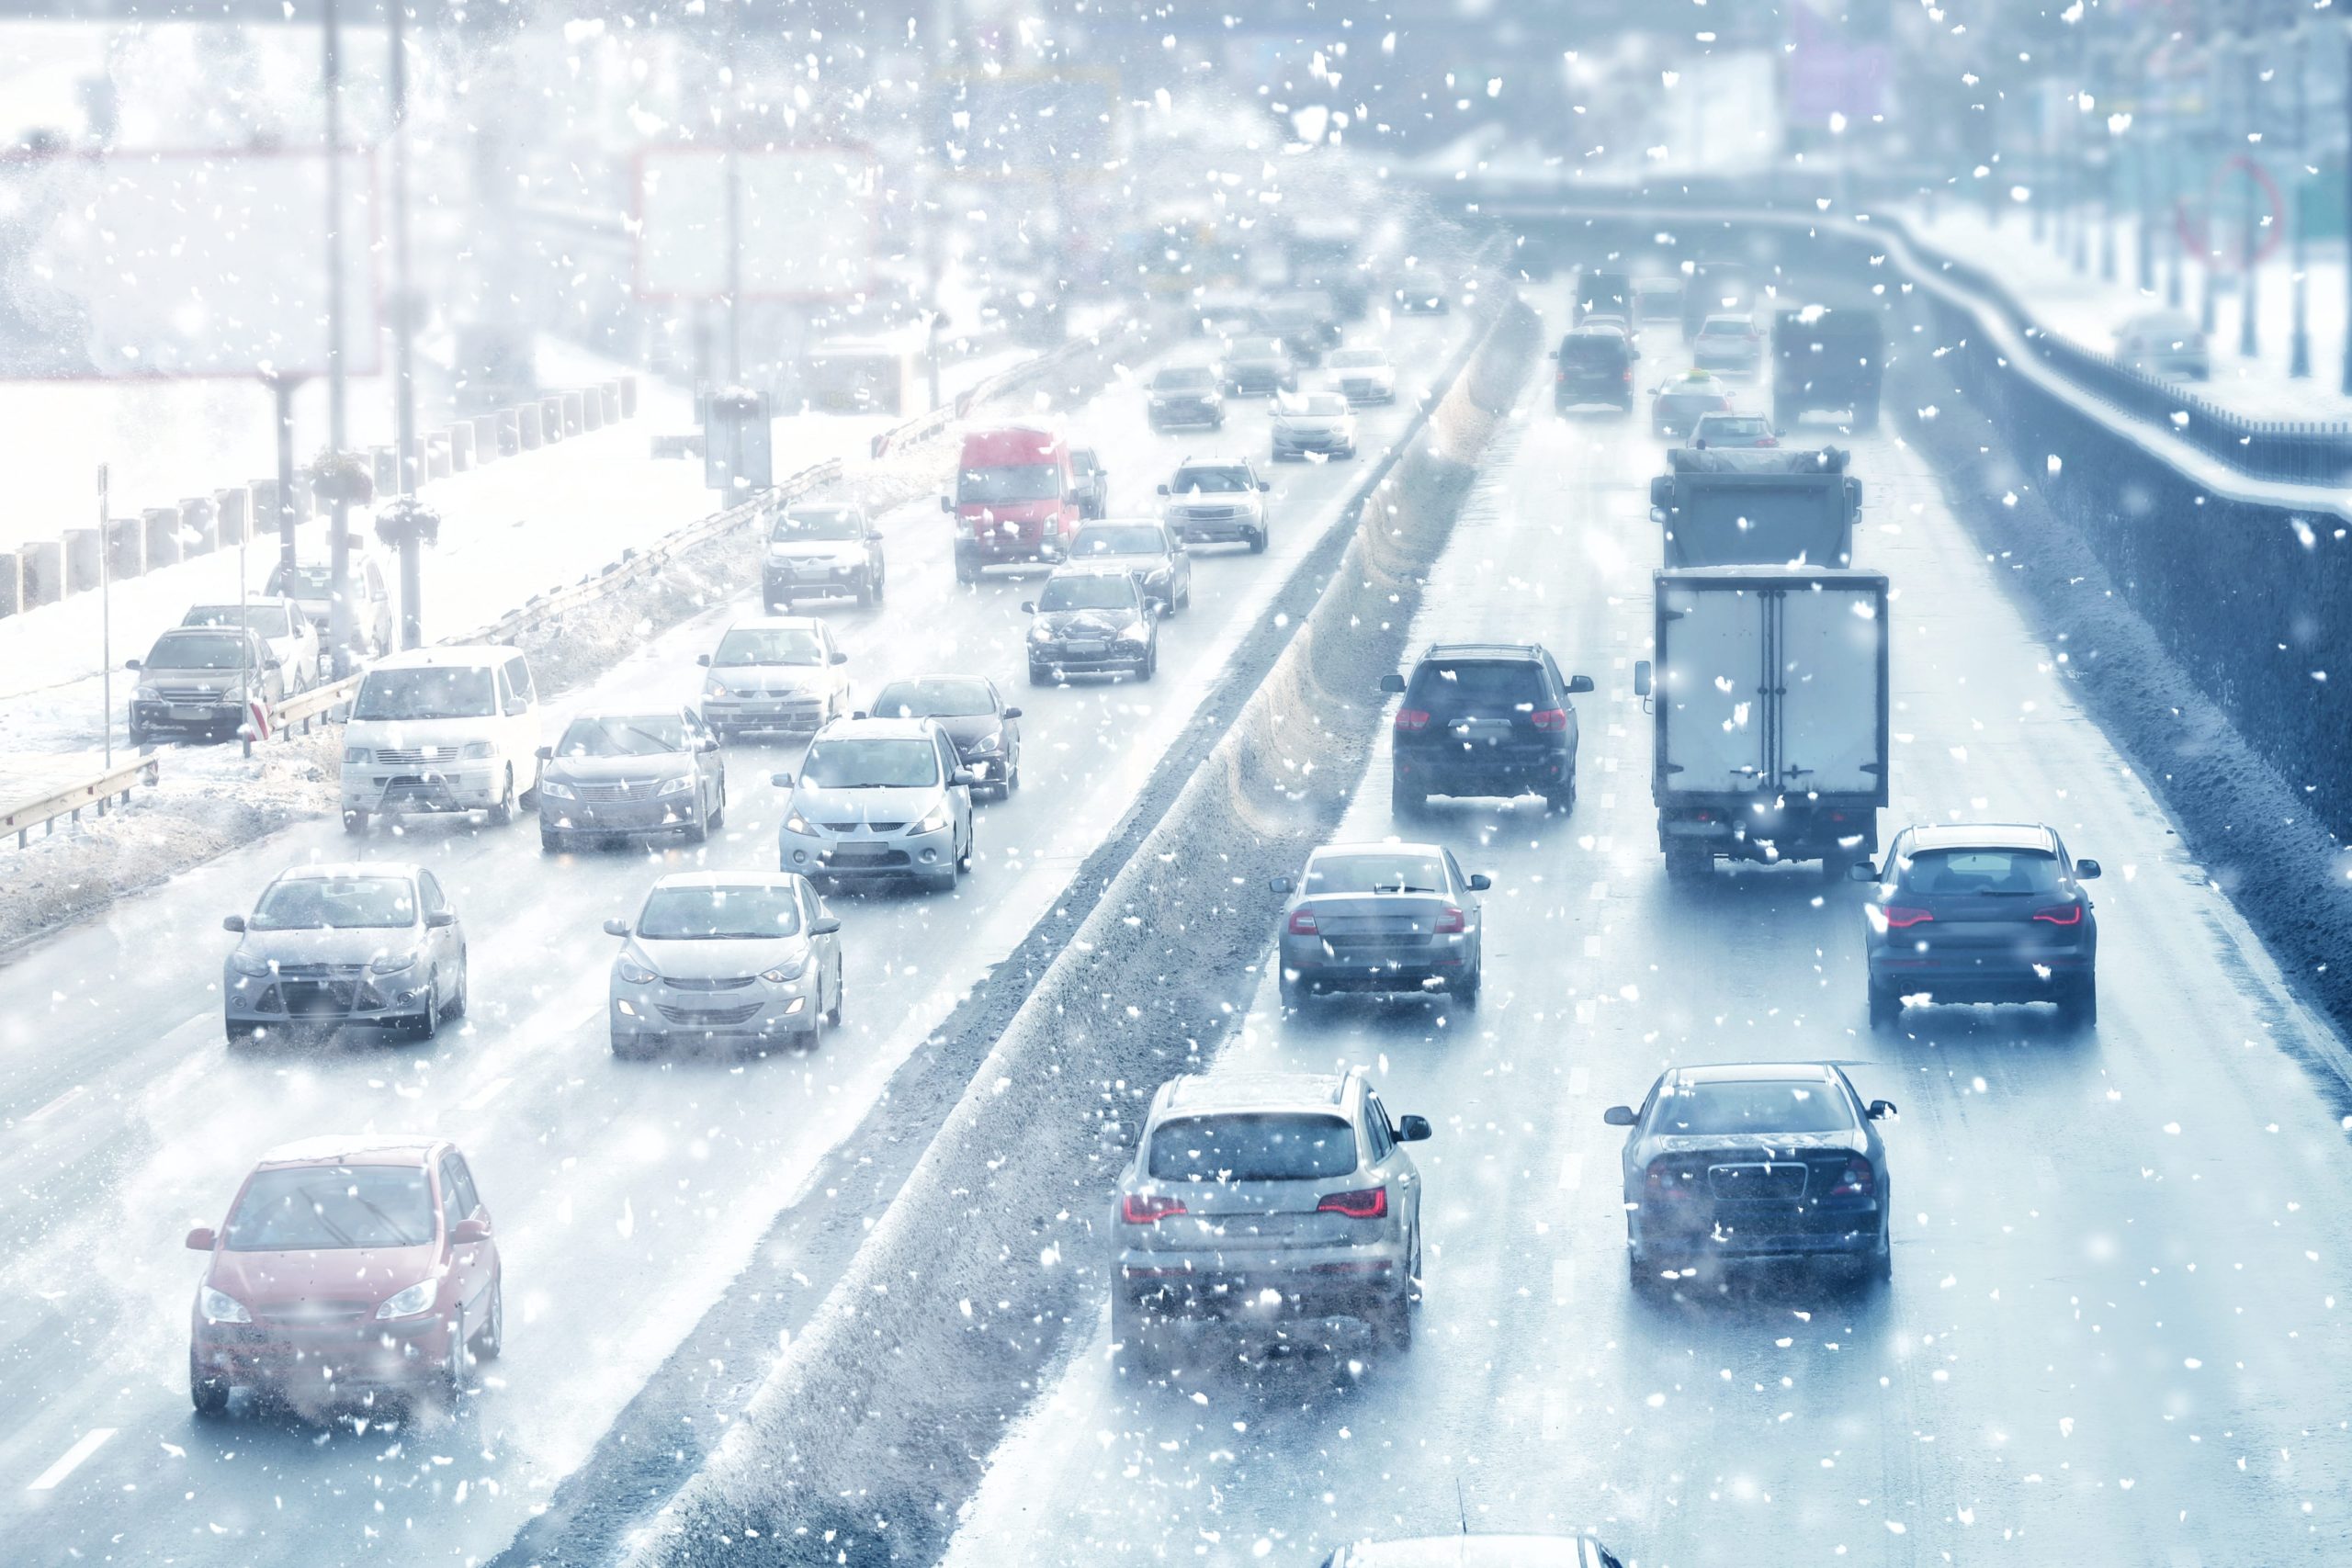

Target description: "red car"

left=185, top=1135, right=502, bottom=1417
left=943, top=424, right=1081, bottom=583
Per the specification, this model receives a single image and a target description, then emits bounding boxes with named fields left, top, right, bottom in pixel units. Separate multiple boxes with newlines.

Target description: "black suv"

left=1381, top=642, right=1594, bottom=815
left=1551, top=329, right=1637, bottom=413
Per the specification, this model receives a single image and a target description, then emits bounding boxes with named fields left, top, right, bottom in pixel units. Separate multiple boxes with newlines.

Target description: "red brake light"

left=1757, top=435, right=1778, bottom=446
left=1645, top=1158, right=1691, bottom=1199
left=1121, top=1193, right=1186, bottom=1224
left=1433, top=906, right=1465, bottom=934
left=2031, top=902, right=2084, bottom=926
left=1317, top=1187, right=1388, bottom=1219
left=1828, top=1156, right=1876, bottom=1198
left=1883, top=906, right=1934, bottom=930
left=1288, top=907, right=1320, bottom=934
left=1555, top=370, right=1566, bottom=383
left=1394, top=708, right=1431, bottom=732
left=1529, top=707, right=1569, bottom=731
left=1622, top=368, right=1634, bottom=383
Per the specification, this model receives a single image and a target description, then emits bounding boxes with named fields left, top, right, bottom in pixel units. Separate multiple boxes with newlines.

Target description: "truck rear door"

left=1657, top=582, right=1767, bottom=795
left=1776, top=584, right=1883, bottom=795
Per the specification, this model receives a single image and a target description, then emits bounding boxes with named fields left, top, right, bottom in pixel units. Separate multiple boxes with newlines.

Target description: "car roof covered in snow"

left=1902, top=822, right=2060, bottom=853
left=254, top=1134, right=443, bottom=1168
left=1159, top=1072, right=1352, bottom=1115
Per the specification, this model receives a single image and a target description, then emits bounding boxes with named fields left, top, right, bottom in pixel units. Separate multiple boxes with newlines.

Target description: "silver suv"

left=1114, top=1070, right=1431, bottom=1359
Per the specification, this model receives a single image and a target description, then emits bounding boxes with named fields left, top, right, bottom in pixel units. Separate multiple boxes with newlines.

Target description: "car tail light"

left=1645, top=1158, right=1691, bottom=1199
left=1622, top=368, right=1634, bottom=383
left=1317, top=1187, right=1388, bottom=1219
left=1288, top=907, right=1320, bottom=934
left=1121, top=1193, right=1186, bottom=1224
left=1530, top=707, right=1569, bottom=731
left=1555, top=371, right=1566, bottom=384
left=1827, top=1157, right=1876, bottom=1198
left=1882, top=906, right=1934, bottom=930
left=1433, top=906, right=1466, bottom=934
left=2032, top=902, right=2084, bottom=926
left=1394, top=708, right=1431, bottom=732
left=1757, top=435, right=1778, bottom=446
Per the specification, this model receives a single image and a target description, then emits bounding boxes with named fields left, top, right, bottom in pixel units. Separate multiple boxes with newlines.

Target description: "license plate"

left=171, top=705, right=218, bottom=721
left=1062, top=640, right=1108, bottom=656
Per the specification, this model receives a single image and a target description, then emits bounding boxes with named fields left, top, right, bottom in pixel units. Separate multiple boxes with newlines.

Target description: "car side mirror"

left=1378, top=672, right=1408, bottom=694
left=952, top=768, right=978, bottom=788
left=1467, top=873, right=1492, bottom=891
left=769, top=771, right=793, bottom=788
left=1631, top=347, right=1641, bottom=359
left=1001, top=707, right=1023, bottom=721
left=696, top=653, right=713, bottom=667
left=831, top=650, right=848, bottom=665
left=1848, top=862, right=1879, bottom=882
left=1566, top=675, right=1595, bottom=695
left=1633, top=660, right=1653, bottom=698
left=811, top=915, right=842, bottom=936
left=1867, top=1100, right=1898, bottom=1121
left=1546, top=349, right=1558, bottom=360
left=1269, top=874, right=1295, bottom=895
left=505, top=696, right=528, bottom=716
left=535, top=744, right=553, bottom=761
left=1396, top=1114, right=1433, bottom=1143
left=1258, top=480, right=1272, bottom=492
left=2075, top=859, right=2102, bottom=880
left=852, top=710, right=869, bottom=722
left=185, top=1226, right=217, bottom=1251
left=698, top=733, right=721, bottom=752
left=1020, top=602, right=1037, bottom=615
left=1692, top=437, right=1707, bottom=449
left=602, top=918, right=630, bottom=937
left=222, top=914, right=246, bottom=932
left=449, top=1217, right=491, bottom=1247
left=868, top=527, right=883, bottom=540
left=1156, top=482, right=1170, bottom=496
left=124, top=659, right=141, bottom=671
left=425, top=910, right=457, bottom=930
left=1602, top=1105, right=1639, bottom=1127
left=939, top=495, right=953, bottom=513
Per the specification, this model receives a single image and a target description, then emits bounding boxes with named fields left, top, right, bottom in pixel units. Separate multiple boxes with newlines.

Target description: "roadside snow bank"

left=624, top=294, right=1544, bottom=1568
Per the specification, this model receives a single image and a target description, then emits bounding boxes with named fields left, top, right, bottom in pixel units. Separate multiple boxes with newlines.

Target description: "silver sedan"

left=605, top=872, right=842, bottom=1058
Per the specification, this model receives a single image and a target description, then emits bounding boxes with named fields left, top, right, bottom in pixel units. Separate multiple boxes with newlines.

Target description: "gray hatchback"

left=222, top=863, right=467, bottom=1043
left=1272, top=842, right=1490, bottom=1010
left=537, top=707, right=726, bottom=852
left=1114, top=1070, right=1431, bottom=1359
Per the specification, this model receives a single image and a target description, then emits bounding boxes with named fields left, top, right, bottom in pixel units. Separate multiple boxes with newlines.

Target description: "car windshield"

left=1305, top=853, right=1447, bottom=896
left=250, top=874, right=417, bottom=931
left=800, top=737, right=940, bottom=788
left=224, top=1165, right=435, bottom=1251
left=1170, top=466, right=1250, bottom=493
left=713, top=627, right=825, bottom=667
left=957, top=463, right=1059, bottom=504
left=185, top=604, right=291, bottom=637
left=353, top=665, right=496, bottom=720
left=1154, top=367, right=1215, bottom=389
left=558, top=715, right=686, bottom=757
left=145, top=632, right=248, bottom=670
left=1328, top=349, right=1385, bottom=369
left=773, top=507, right=860, bottom=542
left=1278, top=394, right=1348, bottom=416
left=872, top=679, right=996, bottom=719
left=636, top=883, right=802, bottom=940
left=1072, top=525, right=1164, bottom=557
left=1148, top=1112, right=1359, bottom=1182
left=1405, top=660, right=1546, bottom=716
left=1654, top=1078, right=1856, bottom=1136
left=1897, top=847, right=2065, bottom=895
left=1038, top=575, right=1137, bottom=613
left=268, top=564, right=335, bottom=596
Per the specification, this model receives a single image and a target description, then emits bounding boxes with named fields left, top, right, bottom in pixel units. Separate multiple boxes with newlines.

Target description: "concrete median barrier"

left=620, top=294, right=1545, bottom=1568
left=215, top=487, right=247, bottom=547
left=20, top=540, right=63, bottom=608
left=141, top=508, right=182, bottom=570
left=449, top=422, right=474, bottom=471
left=62, top=529, right=100, bottom=594
left=517, top=402, right=544, bottom=450
left=105, top=517, right=143, bottom=577
left=0, top=550, right=20, bottom=617
left=176, top=496, right=218, bottom=557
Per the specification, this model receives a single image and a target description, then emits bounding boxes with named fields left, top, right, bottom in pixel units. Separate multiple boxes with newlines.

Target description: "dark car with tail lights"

left=1856, top=822, right=2101, bottom=1029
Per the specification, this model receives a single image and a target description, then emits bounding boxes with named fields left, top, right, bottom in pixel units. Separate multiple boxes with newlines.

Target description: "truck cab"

left=943, top=425, right=1079, bottom=584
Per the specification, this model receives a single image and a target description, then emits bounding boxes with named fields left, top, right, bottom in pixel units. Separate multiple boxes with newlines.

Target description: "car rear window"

left=1405, top=660, right=1546, bottom=716
left=1897, top=848, right=2064, bottom=895
left=1153, top=367, right=1215, bottom=389
left=1304, top=853, right=1446, bottom=895
left=1558, top=335, right=1626, bottom=366
left=225, top=1165, right=435, bottom=1250
left=871, top=679, right=995, bottom=718
left=1148, top=1113, right=1359, bottom=1182
left=1655, top=1079, right=1855, bottom=1136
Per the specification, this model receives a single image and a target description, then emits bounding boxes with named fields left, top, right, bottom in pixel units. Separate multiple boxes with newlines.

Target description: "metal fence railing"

left=3, top=755, right=160, bottom=848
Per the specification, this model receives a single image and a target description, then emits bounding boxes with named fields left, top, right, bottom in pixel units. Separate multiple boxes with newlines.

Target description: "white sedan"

left=1324, top=346, right=1396, bottom=405
left=1270, top=392, right=1360, bottom=460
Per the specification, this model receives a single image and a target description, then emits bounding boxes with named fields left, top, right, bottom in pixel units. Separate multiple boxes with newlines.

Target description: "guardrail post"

left=448, top=422, right=474, bottom=472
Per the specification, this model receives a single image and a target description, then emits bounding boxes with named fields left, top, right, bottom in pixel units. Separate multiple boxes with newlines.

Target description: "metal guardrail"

left=268, top=671, right=365, bottom=737
left=3, top=755, right=160, bottom=848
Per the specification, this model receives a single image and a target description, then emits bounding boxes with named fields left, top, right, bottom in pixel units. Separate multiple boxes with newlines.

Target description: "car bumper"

left=1031, top=640, right=1150, bottom=673
left=778, top=826, right=955, bottom=879
left=130, top=699, right=245, bottom=734
left=1272, top=429, right=1353, bottom=454
left=226, top=968, right=435, bottom=1029
left=1394, top=750, right=1570, bottom=798
left=1335, top=383, right=1395, bottom=405
left=611, top=977, right=814, bottom=1047
left=1281, top=936, right=1475, bottom=992
left=1118, top=1249, right=1408, bottom=1320
left=764, top=564, right=867, bottom=598
left=1169, top=516, right=1261, bottom=543
left=193, top=1313, right=456, bottom=1395
left=1148, top=402, right=1224, bottom=425
left=1633, top=1204, right=1883, bottom=1261
left=341, top=765, right=501, bottom=813
left=1868, top=953, right=2094, bottom=999
left=703, top=698, right=826, bottom=733
left=540, top=795, right=701, bottom=834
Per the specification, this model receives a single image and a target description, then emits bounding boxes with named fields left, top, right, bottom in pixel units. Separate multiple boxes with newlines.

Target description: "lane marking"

left=28, top=1428, right=115, bottom=1492
left=1587, top=880, right=1607, bottom=901
left=20, top=1085, right=85, bottom=1124
left=1550, top=1258, right=1577, bottom=1305
left=1556, top=1150, right=1585, bottom=1191
left=457, top=1076, right=514, bottom=1113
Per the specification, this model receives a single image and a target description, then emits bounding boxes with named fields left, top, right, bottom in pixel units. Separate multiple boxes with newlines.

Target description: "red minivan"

left=186, top=1135, right=502, bottom=1417
left=943, top=424, right=1080, bottom=583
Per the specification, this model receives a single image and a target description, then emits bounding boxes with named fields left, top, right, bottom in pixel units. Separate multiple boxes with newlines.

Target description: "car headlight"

left=912, top=805, right=953, bottom=836
left=1030, top=624, right=1055, bottom=644
left=229, top=950, right=271, bottom=977
left=616, top=956, right=658, bottom=985
left=458, top=740, right=495, bottom=761
left=370, top=949, right=420, bottom=975
left=759, top=957, right=808, bottom=984
left=135, top=683, right=163, bottom=701
left=374, top=1280, right=435, bottom=1320
left=198, top=1285, right=250, bottom=1325
left=655, top=774, right=694, bottom=796
left=344, top=746, right=372, bottom=764
left=537, top=778, right=576, bottom=800
left=967, top=730, right=1003, bottom=754
left=706, top=677, right=729, bottom=697
left=784, top=809, right=816, bottom=835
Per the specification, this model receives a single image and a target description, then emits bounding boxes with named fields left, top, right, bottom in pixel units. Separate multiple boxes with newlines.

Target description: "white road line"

left=457, top=1077, right=514, bottom=1113
left=1566, top=1066, right=1590, bottom=1097
left=20, top=1085, right=85, bottom=1125
left=28, top=1428, right=114, bottom=1492
left=1550, top=1258, right=1577, bottom=1305
left=1556, top=1150, right=1584, bottom=1190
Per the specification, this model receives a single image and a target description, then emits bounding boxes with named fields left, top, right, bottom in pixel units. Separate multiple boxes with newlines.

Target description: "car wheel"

left=1373, top=1289, right=1413, bottom=1352
left=1177, top=581, right=1192, bottom=611
left=343, top=809, right=369, bottom=835
left=707, top=782, right=727, bottom=830
left=190, top=1354, right=231, bottom=1418
left=1247, top=527, right=1268, bottom=554
left=2061, top=976, right=2098, bottom=1030
left=1664, top=842, right=1713, bottom=882
left=1028, top=664, right=1052, bottom=687
left=1138, top=643, right=1157, bottom=682
left=611, top=1030, right=649, bottom=1060
left=413, top=973, right=441, bottom=1041
left=471, top=1273, right=503, bottom=1360
left=824, top=968, right=843, bottom=1028
left=684, top=803, right=709, bottom=844
left=1545, top=779, right=1577, bottom=816
left=442, top=1306, right=470, bottom=1399
left=957, top=818, right=975, bottom=873
left=1278, top=971, right=1306, bottom=1012
left=443, top=962, right=467, bottom=1021
left=486, top=767, right=517, bottom=827
left=1006, top=756, right=1022, bottom=791
left=1453, top=964, right=1481, bottom=1010
left=854, top=573, right=875, bottom=608
left=539, top=826, right=565, bottom=854
left=1390, top=776, right=1424, bottom=818
left=873, top=567, right=887, bottom=604
left=1871, top=1229, right=1894, bottom=1283
left=1112, top=1293, right=1159, bottom=1369
left=955, top=549, right=980, bottom=586
left=1867, top=980, right=1899, bottom=1031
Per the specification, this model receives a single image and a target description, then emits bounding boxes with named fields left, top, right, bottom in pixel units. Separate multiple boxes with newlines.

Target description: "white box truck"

left=1634, top=567, right=1890, bottom=880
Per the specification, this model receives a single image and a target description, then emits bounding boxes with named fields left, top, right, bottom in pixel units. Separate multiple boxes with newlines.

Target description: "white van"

left=340, top=644, right=542, bottom=832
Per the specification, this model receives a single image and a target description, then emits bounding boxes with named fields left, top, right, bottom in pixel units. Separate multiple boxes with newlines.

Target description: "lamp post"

left=322, top=0, right=353, bottom=678
left=2238, top=24, right=2261, bottom=360
left=2290, top=18, right=2312, bottom=378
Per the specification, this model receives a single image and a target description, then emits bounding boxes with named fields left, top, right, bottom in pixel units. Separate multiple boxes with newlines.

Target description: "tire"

left=1373, top=1290, right=1413, bottom=1353
left=2062, top=976, right=2098, bottom=1031
left=413, top=973, right=441, bottom=1041
left=1113, top=1293, right=1157, bottom=1366
left=854, top=572, right=875, bottom=608
left=1871, top=1230, right=1894, bottom=1282
left=1028, top=664, right=1052, bottom=688
left=343, top=809, right=369, bottom=835
left=1664, top=842, right=1712, bottom=883
left=611, top=1031, right=651, bottom=1060
left=955, top=550, right=980, bottom=586
left=1279, top=971, right=1306, bottom=1012
left=539, top=827, right=565, bottom=854
left=1545, top=778, right=1577, bottom=816
left=190, top=1355, right=231, bottom=1418
left=1820, top=852, right=1854, bottom=885
left=1247, top=527, right=1268, bottom=555
left=486, top=767, right=516, bottom=827
left=442, top=961, right=467, bottom=1021
left=1136, top=645, right=1157, bottom=682
left=1006, top=758, right=1022, bottom=792
left=471, top=1274, right=503, bottom=1360
left=873, top=567, right=887, bottom=604
left=707, top=783, right=727, bottom=831
left=1453, top=964, right=1481, bottom=1010
left=1868, top=980, right=1899, bottom=1031
left=442, top=1307, right=470, bottom=1399
left=1391, top=776, right=1424, bottom=818
left=1177, top=581, right=1192, bottom=612
left=824, top=967, right=843, bottom=1028
left=957, top=818, right=975, bottom=873
left=684, top=804, right=708, bottom=844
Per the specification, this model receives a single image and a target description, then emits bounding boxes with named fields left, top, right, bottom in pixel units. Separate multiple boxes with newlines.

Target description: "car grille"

left=274, top=963, right=368, bottom=980
left=260, top=1298, right=376, bottom=1324
left=376, top=745, right=461, bottom=766
left=1176, top=505, right=1242, bottom=522
left=662, top=976, right=756, bottom=992
left=821, top=821, right=906, bottom=833
left=572, top=779, right=667, bottom=801
left=1340, top=379, right=1382, bottom=397
left=154, top=685, right=230, bottom=702
left=1706, top=1163, right=1812, bottom=1201
left=656, top=1001, right=764, bottom=1026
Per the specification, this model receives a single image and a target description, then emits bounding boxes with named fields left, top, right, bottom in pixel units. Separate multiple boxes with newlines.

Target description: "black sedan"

left=1605, top=1061, right=1894, bottom=1287
left=866, top=675, right=1023, bottom=796
left=536, top=707, right=726, bottom=852
left=1855, top=821, right=2101, bottom=1029
left=1023, top=567, right=1159, bottom=684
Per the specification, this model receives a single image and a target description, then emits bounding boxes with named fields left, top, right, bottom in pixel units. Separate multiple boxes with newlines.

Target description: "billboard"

left=633, top=144, right=877, bottom=302
left=0, top=147, right=380, bottom=381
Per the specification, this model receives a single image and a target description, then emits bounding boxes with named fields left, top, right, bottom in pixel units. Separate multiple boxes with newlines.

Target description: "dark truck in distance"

left=1772, top=304, right=1885, bottom=431
left=1648, top=446, right=1861, bottom=569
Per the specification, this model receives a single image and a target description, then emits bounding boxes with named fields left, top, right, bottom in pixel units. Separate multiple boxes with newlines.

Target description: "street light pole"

left=390, top=0, right=424, bottom=647
left=2239, top=28, right=2261, bottom=360
left=2290, top=21, right=2312, bottom=378
left=323, top=0, right=354, bottom=676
